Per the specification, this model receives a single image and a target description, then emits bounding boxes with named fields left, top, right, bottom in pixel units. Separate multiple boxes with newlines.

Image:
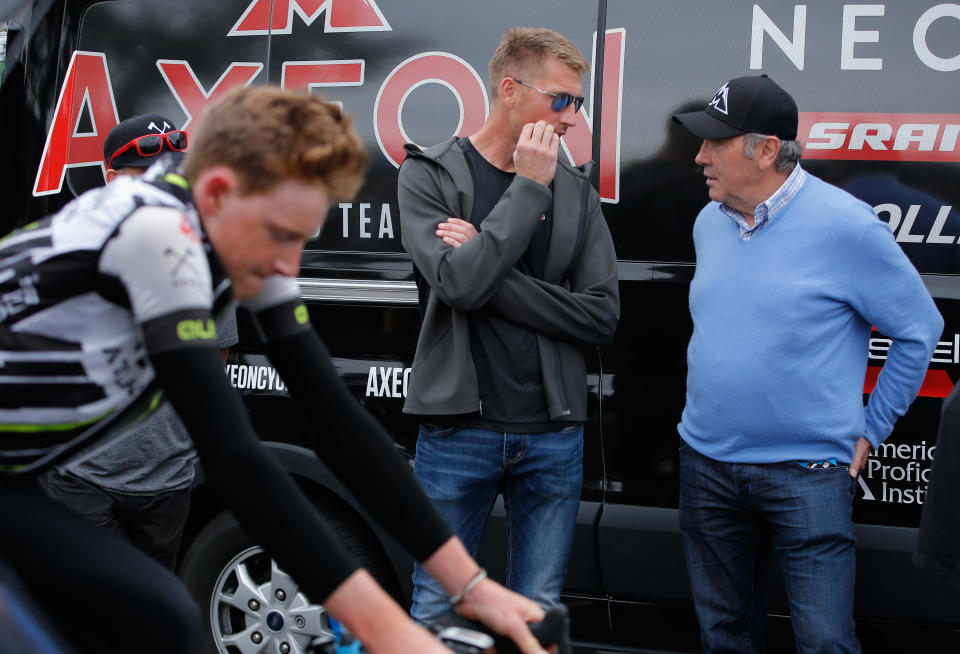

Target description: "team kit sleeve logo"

left=294, top=304, right=309, bottom=325
left=176, top=318, right=218, bottom=342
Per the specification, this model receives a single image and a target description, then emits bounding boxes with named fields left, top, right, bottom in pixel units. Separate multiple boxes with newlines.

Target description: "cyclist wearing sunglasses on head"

left=39, top=114, right=238, bottom=575
left=0, top=88, right=549, bottom=654
left=398, top=27, right=619, bottom=625
left=102, top=114, right=189, bottom=181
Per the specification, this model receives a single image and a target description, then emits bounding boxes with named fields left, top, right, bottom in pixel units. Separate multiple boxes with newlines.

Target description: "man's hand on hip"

left=850, top=436, right=872, bottom=477
left=514, top=120, right=559, bottom=187
left=436, top=218, right=478, bottom=248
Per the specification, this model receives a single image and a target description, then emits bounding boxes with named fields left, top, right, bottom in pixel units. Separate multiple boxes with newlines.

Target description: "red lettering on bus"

left=561, top=28, right=624, bottom=203
left=33, top=51, right=119, bottom=196
left=157, top=60, right=263, bottom=131
left=801, top=112, right=960, bottom=162
left=281, top=60, right=365, bottom=92
left=373, top=30, right=626, bottom=203
left=374, top=52, right=488, bottom=168
left=229, top=0, right=390, bottom=36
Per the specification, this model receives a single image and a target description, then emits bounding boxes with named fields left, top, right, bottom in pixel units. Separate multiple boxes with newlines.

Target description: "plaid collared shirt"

left=719, top=164, right=807, bottom=240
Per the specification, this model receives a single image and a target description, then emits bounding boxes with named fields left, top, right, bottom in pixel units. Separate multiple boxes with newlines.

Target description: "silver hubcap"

left=209, top=546, right=332, bottom=654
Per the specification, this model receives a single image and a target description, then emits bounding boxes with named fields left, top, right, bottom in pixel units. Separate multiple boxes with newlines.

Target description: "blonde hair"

left=183, top=86, right=367, bottom=201
left=489, top=27, right=590, bottom=97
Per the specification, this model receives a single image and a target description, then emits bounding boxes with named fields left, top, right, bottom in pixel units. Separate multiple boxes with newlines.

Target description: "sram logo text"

left=800, top=113, right=960, bottom=162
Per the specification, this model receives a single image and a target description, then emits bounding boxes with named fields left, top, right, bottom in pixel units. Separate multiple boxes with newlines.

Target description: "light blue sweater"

left=678, top=174, right=943, bottom=464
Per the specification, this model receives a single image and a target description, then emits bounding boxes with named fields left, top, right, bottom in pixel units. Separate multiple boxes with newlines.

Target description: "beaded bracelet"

left=449, top=568, right=487, bottom=605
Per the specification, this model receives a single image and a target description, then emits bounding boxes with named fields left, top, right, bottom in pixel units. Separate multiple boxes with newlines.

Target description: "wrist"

left=516, top=172, right=552, bottom=189
left=422, top=536, right=483, bottom=597
left=325, top=570, right=408, bottom=650
left=449, top=568, right=487, bottom=605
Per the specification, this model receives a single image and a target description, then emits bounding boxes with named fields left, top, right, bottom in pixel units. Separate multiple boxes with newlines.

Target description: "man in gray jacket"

left=398, top=27, right=620, bottom=624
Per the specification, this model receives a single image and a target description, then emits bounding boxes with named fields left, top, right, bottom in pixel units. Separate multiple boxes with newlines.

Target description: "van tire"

left=179, top=505, right=398, bottom=653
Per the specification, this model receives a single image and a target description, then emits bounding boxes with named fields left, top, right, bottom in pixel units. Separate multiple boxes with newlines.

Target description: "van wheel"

left=179, top=507, right=398, bottom=654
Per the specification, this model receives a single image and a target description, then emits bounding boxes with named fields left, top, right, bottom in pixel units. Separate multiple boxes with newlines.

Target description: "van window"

left=604, top=0, right=960, bottom=274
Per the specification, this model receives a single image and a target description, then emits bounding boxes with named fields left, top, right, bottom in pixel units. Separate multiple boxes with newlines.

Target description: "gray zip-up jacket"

left=398, top=137, right=620, bottom=422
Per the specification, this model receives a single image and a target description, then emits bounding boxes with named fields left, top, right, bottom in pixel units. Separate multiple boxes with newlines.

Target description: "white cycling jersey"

left=0, top=158, right=298, bottom=473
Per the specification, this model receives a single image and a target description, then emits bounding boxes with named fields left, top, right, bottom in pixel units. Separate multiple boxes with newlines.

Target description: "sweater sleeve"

left=845, top=218, right=944, bottom=447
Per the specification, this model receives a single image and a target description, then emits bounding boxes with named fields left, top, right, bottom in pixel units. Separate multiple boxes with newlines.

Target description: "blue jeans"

left=411, top=424, right=583, bottom=624
left=678, top=442, right=861, bottom=654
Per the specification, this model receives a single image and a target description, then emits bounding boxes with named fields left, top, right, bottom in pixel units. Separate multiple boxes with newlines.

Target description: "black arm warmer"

left=263, top=328, right=453, bottom=563
left=150, top=346, right=360, bottom=601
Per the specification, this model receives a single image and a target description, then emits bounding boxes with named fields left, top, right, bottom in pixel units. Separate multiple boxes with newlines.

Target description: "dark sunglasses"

left=509, top=77, right=584, bottom=113
left=108, top=130, right=188, bottom=169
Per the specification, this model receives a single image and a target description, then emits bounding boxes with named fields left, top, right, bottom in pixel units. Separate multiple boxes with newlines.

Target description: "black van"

left=3, top=1, right=960, bottom=651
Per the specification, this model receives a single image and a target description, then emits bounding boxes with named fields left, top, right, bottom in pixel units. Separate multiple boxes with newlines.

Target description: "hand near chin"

left=513, top=120, right=559, bottom=187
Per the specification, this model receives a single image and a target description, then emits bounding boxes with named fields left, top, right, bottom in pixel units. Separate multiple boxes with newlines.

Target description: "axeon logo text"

left=32, top=0, right=625, bottom=204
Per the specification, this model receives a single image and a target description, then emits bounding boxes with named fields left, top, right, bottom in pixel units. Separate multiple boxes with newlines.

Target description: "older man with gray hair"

left=672, top=75, right=942, bottom=653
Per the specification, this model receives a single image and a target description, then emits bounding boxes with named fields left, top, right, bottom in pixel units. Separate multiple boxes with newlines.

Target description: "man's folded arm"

left=488, top=195, right=620, bottom=344
left=398, top=157, right=551, bottom=311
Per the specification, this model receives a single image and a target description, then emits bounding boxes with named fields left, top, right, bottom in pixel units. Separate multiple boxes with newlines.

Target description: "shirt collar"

left=719, top=164, right=807, bottom=238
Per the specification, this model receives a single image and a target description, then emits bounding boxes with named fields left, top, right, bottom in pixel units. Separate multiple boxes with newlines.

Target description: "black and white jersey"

left=0, top=160, right=298, bottom=474
left=1, top=163, right=458, bottom=603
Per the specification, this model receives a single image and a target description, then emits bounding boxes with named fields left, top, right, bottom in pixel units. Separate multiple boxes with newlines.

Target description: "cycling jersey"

left=0, top=159, right=235, bottom=473
left=0, top=158, right=453, bottom=605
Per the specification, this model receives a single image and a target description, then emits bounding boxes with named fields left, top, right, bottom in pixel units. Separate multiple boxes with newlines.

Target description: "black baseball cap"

left=672, top=75, right=798, bottom=141
left=103, top=114, right=184, bottom=169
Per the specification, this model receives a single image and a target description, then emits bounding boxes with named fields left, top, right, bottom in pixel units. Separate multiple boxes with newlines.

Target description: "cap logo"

left=708, top=82, right=729, bottom=116
left=146, top=120, right=171, bottom=134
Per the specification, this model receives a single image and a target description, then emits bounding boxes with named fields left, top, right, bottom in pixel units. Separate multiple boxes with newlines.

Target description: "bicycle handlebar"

left=309, top=604, right=571, bottom=654
left=433, top=603, right=571, bottom=654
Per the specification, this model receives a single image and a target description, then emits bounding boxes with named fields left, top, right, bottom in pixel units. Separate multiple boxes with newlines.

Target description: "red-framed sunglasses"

left=108, top=130, right=188, bottom=169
